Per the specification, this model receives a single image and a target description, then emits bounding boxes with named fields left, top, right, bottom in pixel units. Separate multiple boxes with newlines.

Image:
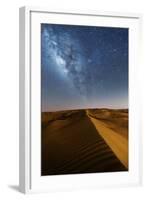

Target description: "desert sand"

left=41, top=108, right=128, bottom=176
left=87, top=109, right=128, bottom=168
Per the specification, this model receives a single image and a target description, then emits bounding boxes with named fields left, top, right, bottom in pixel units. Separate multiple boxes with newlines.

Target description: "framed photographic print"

left=19, top=7, right=142, bottom=193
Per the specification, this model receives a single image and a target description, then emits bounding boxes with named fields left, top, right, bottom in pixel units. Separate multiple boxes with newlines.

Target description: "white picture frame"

left=19, top=6, right=142, bottom=194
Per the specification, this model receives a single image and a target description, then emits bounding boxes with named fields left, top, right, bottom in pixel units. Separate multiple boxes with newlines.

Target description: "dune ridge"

left=86, top=110, right=128, bottom=168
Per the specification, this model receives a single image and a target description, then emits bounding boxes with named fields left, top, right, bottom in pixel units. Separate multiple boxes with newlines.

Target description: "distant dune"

left=41, top=108, right=128, bottom=176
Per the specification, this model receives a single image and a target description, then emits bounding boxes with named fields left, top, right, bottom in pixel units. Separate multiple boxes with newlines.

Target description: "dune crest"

left=86, top=110, right=128, bottom=168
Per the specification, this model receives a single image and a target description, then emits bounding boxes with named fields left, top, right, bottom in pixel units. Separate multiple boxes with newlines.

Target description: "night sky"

left=41, top=24, right=128, bottom=112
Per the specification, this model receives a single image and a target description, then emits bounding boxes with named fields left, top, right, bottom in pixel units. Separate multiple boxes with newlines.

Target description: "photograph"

left=41, top=23, right=128, bottom=176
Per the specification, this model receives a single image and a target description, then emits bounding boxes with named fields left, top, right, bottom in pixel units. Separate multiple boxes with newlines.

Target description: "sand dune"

left=41, top=109, right=128, bottom=176
left=86, top=109, right=128, bottom=168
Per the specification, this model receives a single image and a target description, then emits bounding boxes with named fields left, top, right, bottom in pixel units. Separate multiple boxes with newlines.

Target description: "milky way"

left=41, top=24, right=128, bottom=111
left=41, top=25, right=88, bottom=96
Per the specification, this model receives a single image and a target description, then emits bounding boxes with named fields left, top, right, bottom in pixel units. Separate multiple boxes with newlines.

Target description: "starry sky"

left=41, top=23, right=128, bottom=112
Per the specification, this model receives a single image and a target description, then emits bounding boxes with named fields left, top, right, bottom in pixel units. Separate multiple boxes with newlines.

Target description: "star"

left=87, top=59, right=92, bottom=63
left=113, top=48, right=117, bottom=52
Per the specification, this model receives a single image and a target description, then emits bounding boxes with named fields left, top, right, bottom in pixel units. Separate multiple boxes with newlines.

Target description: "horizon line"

left=42, top=106, right=128, bottom=113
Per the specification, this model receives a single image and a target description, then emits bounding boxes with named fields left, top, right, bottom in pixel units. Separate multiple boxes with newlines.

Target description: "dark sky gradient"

left=41, top=24, right=128, bottom=111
